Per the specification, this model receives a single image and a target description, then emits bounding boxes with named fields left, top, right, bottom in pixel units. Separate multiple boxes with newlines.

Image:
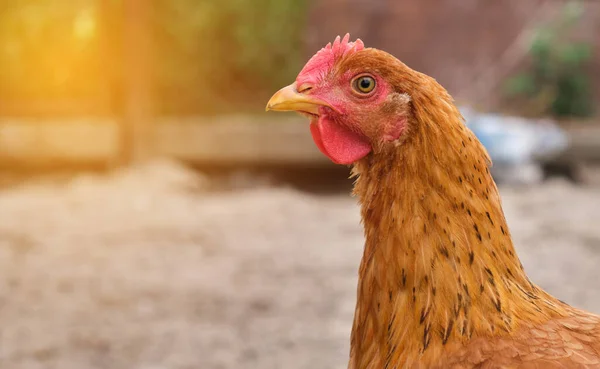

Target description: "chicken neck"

left=347, top=96, right=570, bottom=368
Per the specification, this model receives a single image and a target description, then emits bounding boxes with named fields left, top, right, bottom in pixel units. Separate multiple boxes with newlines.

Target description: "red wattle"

left=309, top=117, right=372, bottom=165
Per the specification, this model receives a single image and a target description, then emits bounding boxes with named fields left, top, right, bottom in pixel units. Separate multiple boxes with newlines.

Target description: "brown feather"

left=342, top=49, right=600, bottom=368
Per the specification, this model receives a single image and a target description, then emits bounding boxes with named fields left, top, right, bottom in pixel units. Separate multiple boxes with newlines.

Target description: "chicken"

left=266, top=34, right=600, bottom=368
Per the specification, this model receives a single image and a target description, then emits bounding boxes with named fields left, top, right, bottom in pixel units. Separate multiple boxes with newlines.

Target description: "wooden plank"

left=551, top=121, right=600, bottom=164
left=0, top=117, right=597, bottom=168
left=0, top=117, right=329, bottom=167
left=0, top=119, right=119, bottom=165
left=120, top=0, right=153, bottom=164
left=153, top=116, right=329, bottom=165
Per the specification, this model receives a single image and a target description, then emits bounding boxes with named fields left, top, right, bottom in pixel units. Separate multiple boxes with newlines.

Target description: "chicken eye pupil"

left=355, top=76, right=375, bottom=93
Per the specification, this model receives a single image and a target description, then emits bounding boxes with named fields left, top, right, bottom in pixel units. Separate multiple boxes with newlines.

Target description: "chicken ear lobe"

left=381, top=92, right=411, bottom=142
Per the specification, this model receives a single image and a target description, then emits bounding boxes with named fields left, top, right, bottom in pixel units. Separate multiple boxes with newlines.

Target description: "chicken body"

left=266, top=34, right=600, bottom=368
left=349, top=104, right=600, bottom=368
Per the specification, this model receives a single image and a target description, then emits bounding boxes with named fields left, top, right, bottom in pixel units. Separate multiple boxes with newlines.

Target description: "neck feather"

left=348, top=90, right=568, bottom=368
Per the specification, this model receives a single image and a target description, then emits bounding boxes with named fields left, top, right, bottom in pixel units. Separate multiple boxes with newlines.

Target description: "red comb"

left=298, top=34, right=365, bottom=83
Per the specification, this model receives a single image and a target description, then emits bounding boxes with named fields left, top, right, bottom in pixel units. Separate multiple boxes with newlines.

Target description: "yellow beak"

left=265, top=82, right=331, bottom=114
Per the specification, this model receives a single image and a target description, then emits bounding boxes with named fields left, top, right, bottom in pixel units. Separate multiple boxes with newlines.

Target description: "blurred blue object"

left=461, top=109, right=569, bottom=165
left=460, top=107, right=570, bottom=184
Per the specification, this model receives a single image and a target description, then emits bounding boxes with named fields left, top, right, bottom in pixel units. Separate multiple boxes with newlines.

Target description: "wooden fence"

left=0, top=116, right=599, bottom=171
left=0, top=116, right=330, bottom=169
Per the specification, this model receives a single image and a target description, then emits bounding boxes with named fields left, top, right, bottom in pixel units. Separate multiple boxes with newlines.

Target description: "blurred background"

left=0, top=0, right=599, bottom=368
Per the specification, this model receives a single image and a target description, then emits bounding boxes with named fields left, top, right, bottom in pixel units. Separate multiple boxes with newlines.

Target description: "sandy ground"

left=0, top=161, right=599, bottom=369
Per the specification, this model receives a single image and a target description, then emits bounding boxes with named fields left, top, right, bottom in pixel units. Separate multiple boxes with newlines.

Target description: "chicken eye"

left=353, top=76, right=376, bottom=94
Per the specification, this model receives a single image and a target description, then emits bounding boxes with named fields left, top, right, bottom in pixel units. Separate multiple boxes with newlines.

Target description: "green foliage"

left=503, top=1, right=594, bottom=118
left=0, top=0, right=308, bottom=115
left=155, top=0, right=309, bottom=115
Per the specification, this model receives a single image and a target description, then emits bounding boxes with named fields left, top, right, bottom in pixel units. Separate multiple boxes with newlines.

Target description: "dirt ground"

left=0, top=161, right=599, bottom=369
